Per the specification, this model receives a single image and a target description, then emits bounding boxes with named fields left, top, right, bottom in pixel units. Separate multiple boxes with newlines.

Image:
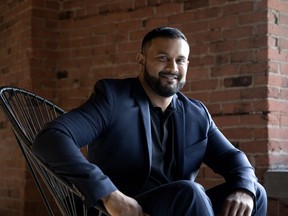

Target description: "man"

left=33, top=27, right=267, bottom=216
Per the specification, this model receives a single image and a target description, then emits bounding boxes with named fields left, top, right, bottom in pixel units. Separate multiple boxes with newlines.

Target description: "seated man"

left=33, top=26, right=267, bottom=216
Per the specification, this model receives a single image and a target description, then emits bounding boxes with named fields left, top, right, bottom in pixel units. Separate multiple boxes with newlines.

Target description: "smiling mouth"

left=159, top=72, right=179, bottom=80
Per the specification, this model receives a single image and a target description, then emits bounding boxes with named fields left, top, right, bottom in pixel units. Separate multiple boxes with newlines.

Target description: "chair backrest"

left=0, top=86, right=108, bottom=216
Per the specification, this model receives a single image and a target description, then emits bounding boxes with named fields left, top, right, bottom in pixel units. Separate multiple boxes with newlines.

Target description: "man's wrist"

left=235, top=188, right=254, bottom=198
left=101, top=190, right=118, bottom=204
left=101, top=193, right=112, bottom=204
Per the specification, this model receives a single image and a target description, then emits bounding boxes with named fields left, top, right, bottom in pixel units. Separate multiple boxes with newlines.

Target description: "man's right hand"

left=101, top=190, right=150, bottom=216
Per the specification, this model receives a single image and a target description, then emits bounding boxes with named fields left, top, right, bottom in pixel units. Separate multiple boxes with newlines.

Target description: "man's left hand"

left=221, top=190, right=254, bottom=216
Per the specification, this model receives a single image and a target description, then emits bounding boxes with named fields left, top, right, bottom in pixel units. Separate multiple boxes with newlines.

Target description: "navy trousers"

left=135, top=180, right=267, bottom=216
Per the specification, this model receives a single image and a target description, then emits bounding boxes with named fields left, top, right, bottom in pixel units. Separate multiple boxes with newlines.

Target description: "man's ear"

left=136, top=53, right=144, bottom=66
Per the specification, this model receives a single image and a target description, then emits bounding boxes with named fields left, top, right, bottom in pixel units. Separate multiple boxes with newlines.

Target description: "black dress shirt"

left=140, top=103, right=176, bottom=193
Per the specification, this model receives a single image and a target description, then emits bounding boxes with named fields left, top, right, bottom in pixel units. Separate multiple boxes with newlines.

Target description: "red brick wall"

left=0, top=0, right=287, bottom=215
left=267, top=0, right=288, bottom=169
left=266, top=1, right=288, bottom=215
left=0, top=1, right=34, bottom=215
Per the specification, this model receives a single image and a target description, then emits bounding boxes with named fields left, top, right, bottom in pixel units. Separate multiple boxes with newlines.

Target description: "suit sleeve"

left=202, top=104, right=258, bottom=197
left=32, top=80, right=117, bottom=208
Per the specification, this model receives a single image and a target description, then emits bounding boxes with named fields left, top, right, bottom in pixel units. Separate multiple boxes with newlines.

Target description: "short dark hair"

left=141, top=27, right=188, bottom=53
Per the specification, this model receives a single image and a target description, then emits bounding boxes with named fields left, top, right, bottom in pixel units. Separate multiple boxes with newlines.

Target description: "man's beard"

left=143, top=66, right=185, bottom=97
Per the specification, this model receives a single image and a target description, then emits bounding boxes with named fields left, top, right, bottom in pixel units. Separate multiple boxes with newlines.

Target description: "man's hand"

left=101, top=190, right=150, bottom=216
left=221, top=190, right=254, bottom=216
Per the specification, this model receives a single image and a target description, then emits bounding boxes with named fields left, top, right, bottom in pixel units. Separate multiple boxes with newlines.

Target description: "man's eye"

left=158, top=56, right=168, bottom=61
left=176, top=59, right=187, bottom=65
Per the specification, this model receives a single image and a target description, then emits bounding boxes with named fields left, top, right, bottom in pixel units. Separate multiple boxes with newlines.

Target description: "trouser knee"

left=173, top=180, right=214, bottom=215
left=136, top=181, right=214, bottom=216
left=176, top=180, right=206, bottom=198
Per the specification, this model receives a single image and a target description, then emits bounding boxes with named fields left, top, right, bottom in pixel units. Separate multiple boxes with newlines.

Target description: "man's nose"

left=166, top=60, right=178, bottom=72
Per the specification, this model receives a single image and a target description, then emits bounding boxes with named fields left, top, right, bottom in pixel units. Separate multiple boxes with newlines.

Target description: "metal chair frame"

left=0, top=86, right=109, bottom=216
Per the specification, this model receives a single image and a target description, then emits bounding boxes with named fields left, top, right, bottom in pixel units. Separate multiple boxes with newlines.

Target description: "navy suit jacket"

left=33, top=78, right=258, bottom=208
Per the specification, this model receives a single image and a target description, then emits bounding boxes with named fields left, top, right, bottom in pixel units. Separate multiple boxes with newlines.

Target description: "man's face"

left=140, top=37, right=190, bottom=97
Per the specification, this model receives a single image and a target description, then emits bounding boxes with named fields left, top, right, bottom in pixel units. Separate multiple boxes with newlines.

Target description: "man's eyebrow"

left=155, top=52, right=185, bottom=57
left=177, top=55, right=187, bottom=59
left=155, top=51, right=169, bottom=55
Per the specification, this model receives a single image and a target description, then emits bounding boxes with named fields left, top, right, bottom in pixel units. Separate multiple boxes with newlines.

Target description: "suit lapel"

left=132, top=79, right=153, bottom=169
left=173, top=97, right=185, bottom=179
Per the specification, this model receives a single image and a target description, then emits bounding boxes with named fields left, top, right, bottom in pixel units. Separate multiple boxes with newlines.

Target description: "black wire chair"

left=0, top=86, right=109, bottom=216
